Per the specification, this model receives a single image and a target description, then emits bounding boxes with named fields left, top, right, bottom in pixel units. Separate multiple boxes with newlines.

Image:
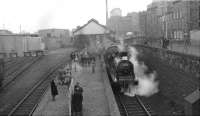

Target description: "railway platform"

left=33, top=58, right=120, bottom=116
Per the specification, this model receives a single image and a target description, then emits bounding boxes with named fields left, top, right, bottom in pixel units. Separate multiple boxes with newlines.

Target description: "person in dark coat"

left=71, top=91, right=83, bottom=116
left=50, top=80, right=58, bottom=101
left=71, top=82, right=83, bottom=116
left=74, top=82, right=83, bottom=93
left=91, top=59, right=96, bottom=73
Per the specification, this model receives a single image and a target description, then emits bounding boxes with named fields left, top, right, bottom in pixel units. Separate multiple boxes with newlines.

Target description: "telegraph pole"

left=19, top=24, right=22, bottom=33
left=106, top=0, right=108, bottom=25
left=2, top=24, right=5, bottom=29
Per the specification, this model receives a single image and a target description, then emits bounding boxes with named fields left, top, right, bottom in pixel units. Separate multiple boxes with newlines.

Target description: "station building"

left=73, top=19, right=111, bottom=53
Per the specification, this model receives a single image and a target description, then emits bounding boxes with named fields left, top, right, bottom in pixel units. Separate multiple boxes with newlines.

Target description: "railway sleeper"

left=126, top=106, right=144, bottom=110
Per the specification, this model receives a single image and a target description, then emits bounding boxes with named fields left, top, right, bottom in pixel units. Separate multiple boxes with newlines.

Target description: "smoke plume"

left=117, top=37, right=125, bottom=51
left=125, top=47, right=159, bottom=97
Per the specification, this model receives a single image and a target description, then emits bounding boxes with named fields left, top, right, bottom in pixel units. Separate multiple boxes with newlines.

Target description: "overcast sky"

left=0, top=0, right=152, bottom=33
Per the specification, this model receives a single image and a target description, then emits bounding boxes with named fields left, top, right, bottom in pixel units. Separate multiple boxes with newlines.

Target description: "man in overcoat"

left=71, top=82, right=83, bottom=116
left=50, top=80, right=58, bottom=101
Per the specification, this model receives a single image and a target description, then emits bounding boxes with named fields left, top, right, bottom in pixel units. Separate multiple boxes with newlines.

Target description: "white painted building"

left=73, top=19, right=110, bottom=53
left=0, top=34, right=44, bottom=57
left=73, top=19, right=109, bottom=36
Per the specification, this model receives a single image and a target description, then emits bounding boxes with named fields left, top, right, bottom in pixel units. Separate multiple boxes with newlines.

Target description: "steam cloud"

left=117, top=37, right=125, bottom=52
left=125, top=47, right=159, bottom=97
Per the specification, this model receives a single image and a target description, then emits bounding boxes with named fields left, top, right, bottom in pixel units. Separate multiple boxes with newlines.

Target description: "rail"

left=118, top=94, right=129, bottom=116
left=135, top=95, right=151, bottom=116
left=7, top=59, right=68, bottom=116
left=116, top=93, right=153, bottom=116
left=0, top=56, right=43, bottom=90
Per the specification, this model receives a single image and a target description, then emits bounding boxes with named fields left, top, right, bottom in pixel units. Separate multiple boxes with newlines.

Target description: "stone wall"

left=134, top=44, right=199, bottom=115
left=135, top=45, right=200, bottom=79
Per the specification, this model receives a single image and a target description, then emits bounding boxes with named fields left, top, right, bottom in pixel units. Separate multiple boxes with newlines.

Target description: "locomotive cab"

left=119, top=51, right=128, bottom=58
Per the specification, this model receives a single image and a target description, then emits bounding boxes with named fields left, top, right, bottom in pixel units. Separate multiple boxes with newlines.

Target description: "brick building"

left=38, top=29, right=70, bottom=40
left=148, top=0, right=200, bottom=40
left=38, top=29, right=70, bottom=50
left=127, top=12, right=141, bottom=37
left=107, top=9, right=140, bottom=37
left=110, top=8, right=122, bottom=17
left=107, top=16, right=124, bottom=36
left=139, top=11, right=147, bottom=37
left=146, top=0, right=168, bottom=39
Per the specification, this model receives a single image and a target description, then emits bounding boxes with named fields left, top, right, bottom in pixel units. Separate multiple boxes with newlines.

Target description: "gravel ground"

left=138, top=53, right=198, bottom=116
left=33, top=58, right=110, bottom=116
left=0, top=48, right=72, bottom=115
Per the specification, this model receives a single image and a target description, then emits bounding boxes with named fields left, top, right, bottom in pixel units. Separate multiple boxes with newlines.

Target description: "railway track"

left=6, top=59, right=69, bottom=116
left=1, top=56, right=43, bottom=89
left=106, top=67, right=155, bottom=115
left=4, top=57, right=27, bottom=71
left=5, top=57, right=35, bottom=76
left=115, top=93, right=155, bottom=116
left=106, top=66, right=156, bottom=116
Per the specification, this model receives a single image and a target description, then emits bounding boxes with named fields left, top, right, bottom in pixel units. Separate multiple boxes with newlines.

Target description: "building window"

left=178, top=10, right=180, bottom=19
left=199, top=6, right=200, bottom=27
left=173, top=12, right=176, bottom=19
left=177, top=31, right=179, bottom=40
left=174, top=31, right=176, bottom=39
left=171, top=32, right=173, bottom=39
left=180, top=31, right=183, bottom=40
left=176, top=11, right=179, bottom=19
left=47, top=33, right=51, bottom=37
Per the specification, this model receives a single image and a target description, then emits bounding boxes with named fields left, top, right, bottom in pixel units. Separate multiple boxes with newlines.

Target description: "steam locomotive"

left=104, top=45, right=137, bottom=90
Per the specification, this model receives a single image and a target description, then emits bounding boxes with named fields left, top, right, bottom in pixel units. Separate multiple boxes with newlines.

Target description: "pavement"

left=33, top=59, right=110, bottom=116
left=0, top=48, right=72, bottom=115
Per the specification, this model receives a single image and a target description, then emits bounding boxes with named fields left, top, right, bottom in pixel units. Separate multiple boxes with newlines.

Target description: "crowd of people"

left=71, top=51, right=96, bottom=66
left=49, top=49, right=101, bottom=116
left=71, top=50, right=98, bottom=73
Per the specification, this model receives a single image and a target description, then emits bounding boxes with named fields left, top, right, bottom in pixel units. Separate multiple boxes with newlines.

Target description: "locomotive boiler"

left=104, top=45, right=137, bottom=90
